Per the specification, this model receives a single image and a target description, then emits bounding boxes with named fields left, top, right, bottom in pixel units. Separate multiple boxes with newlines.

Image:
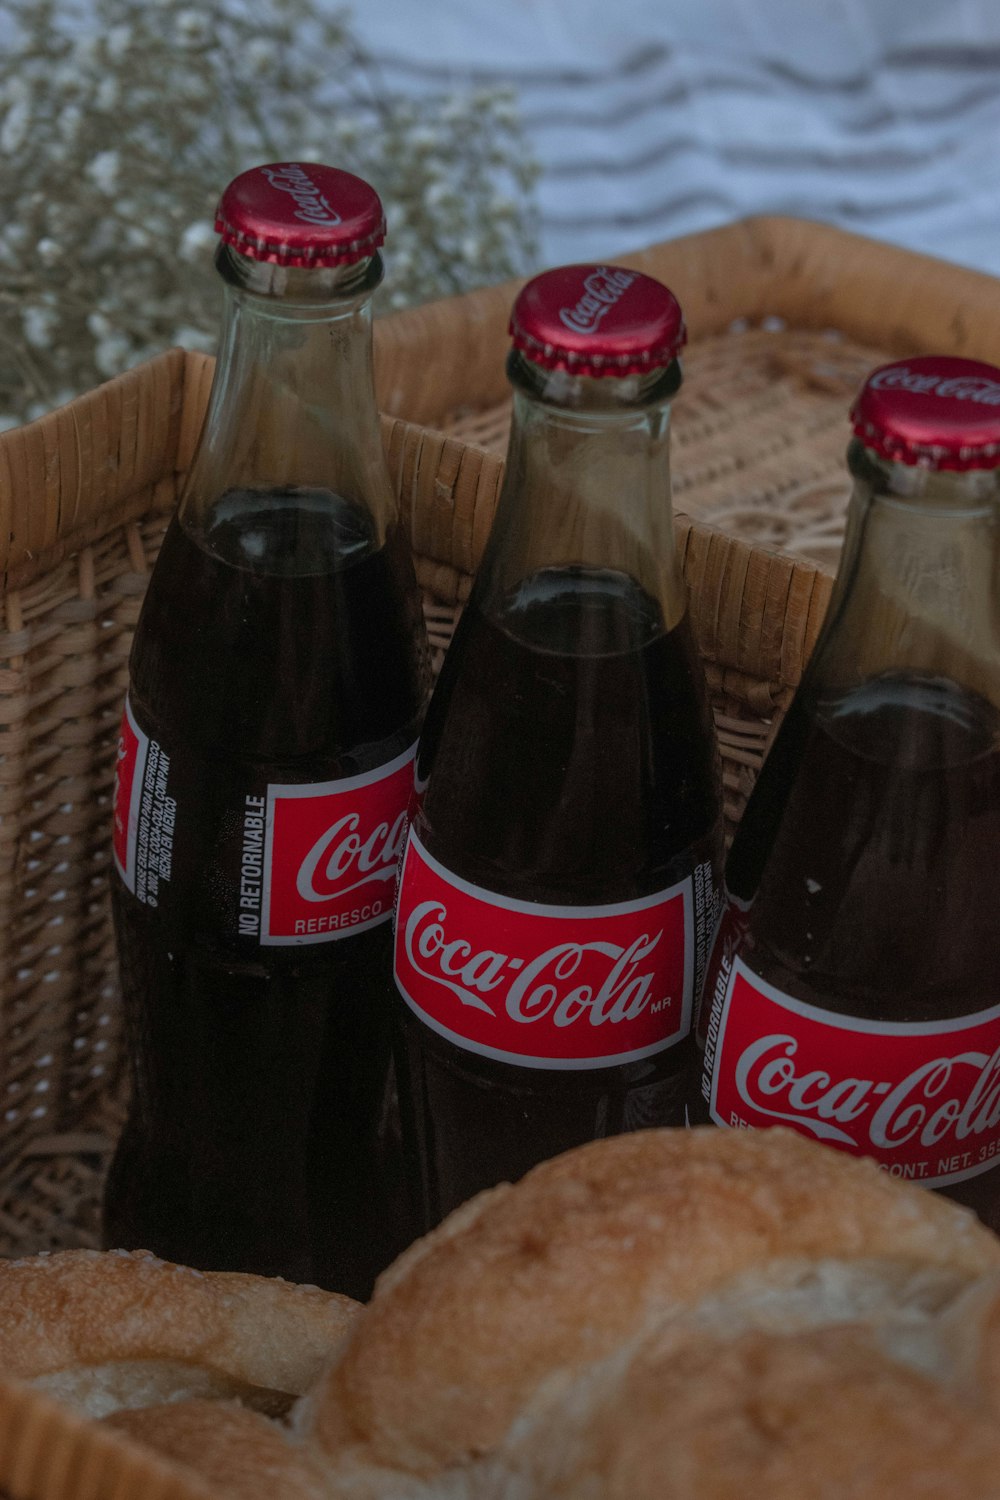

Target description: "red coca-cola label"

left=256, top=743, right=416, bottom=945
left=113, top=697, right=415, bottom=943
left=393, top=831, right=695, bottom=1068
left=705, top=950, right=1000, bottom=1186
left=113, top=698, right=175, bottom=907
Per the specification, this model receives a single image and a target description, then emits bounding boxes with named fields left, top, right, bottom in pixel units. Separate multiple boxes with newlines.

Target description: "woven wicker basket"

left=1, top=215, right=999, bottom=1499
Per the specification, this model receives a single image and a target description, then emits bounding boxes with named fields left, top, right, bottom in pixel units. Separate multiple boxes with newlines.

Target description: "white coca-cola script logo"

left=402, top=898, right=664, bottom=1029
left=296, top=810, right=407, bottom=903
left=559, top=267, right=638, bottom=336
left=261, top=745, right=415, bottom=945
left=261, top=164, right=342, bottom=226
left=868, top=365, right=1000, bottom=405
left=734, top=1032, right=1000, bottom=1151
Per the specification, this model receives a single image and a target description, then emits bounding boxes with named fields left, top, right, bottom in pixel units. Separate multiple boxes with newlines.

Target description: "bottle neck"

left=178, top=246, right=395, bottom=551
left=807, top=440, right=1000, bottom=707
left=472, top=352, right=687, bottom=639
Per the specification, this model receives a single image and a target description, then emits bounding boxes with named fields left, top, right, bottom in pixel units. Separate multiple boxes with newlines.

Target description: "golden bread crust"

left=486, top=1321, right=1000, bottom=1500
left=105, top=1400, right=331, bottom=1500
left=0, top=1249, right=359, bottom=1399
left=306, top=1127, right=1000, bottom=1477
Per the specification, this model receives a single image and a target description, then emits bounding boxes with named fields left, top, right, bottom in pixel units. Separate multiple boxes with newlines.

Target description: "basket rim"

left=370, top=214, right=1000, bottom=425
left=3, top=214, right=998, bottom=584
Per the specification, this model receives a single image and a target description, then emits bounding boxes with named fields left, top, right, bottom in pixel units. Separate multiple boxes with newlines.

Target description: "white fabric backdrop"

left=349, top=0, right=1000, bottom=276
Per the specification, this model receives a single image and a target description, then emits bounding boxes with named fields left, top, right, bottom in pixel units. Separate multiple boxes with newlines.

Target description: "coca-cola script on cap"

left=509, top=264, right=686, bottom=377
left=214, top=162, right=386, bottom=268
left=851, top=355, right=1000, bottom=471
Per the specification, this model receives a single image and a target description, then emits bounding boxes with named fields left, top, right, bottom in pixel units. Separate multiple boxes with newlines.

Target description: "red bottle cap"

left=214, top=162, right=386, bottom=268
left=509, top=264, right=686, bottom=377
left=851, top=356, right=1000, bottom=471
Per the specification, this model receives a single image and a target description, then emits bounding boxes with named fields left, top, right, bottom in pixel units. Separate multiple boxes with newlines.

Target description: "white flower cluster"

left=0, top=0, right=539, bottom=427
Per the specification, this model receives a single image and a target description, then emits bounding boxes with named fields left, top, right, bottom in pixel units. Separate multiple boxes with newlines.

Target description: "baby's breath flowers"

left=0, top=0, right=539, bottom=427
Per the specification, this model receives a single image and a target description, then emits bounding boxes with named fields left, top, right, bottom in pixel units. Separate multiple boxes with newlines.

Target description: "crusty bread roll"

left=105, top=1400, right=331, bottom=1500
left=464, top=1314, right=1000, bottom=1500
left=0, top=1248, right=359, bottom=1418
left=6, top=1132, right=1000, bottom=1500
left=302, top=1127, right=1000, bottom=1494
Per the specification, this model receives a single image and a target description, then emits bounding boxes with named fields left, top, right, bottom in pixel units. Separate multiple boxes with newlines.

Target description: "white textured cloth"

left=351, top=0, right=1000, bottom=275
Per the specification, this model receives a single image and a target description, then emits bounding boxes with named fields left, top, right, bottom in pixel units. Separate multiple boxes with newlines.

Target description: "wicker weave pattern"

left=0, top=1375, right=216, bottom=1500
left=1, top=208, right=999, bottom=1500
left=439, top=327, right=881, bottom=572
left=0, top=358, right=829, bottom=1261
left=4, top=214, right=999, bottom=1268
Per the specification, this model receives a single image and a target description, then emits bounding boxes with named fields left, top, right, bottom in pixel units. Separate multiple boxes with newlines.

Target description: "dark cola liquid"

left=104, top=488, right=426, bottom=1298
left=692, top=672, right=1000, bottom=1227
left=395, top=566, right=721, bottom=1229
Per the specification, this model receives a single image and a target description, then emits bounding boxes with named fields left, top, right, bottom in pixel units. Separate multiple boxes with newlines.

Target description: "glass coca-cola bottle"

left=104, top=164, right=429, bottom=1297
left=693, top=356, right=1000, bottom=1228
left=392, top=264, right=723, bottom=1230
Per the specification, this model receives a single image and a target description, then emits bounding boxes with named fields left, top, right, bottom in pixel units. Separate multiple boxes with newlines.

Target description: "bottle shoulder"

left=128, top=513, right=427, bottom=770
left=412, top=587, right=721, bottom=905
